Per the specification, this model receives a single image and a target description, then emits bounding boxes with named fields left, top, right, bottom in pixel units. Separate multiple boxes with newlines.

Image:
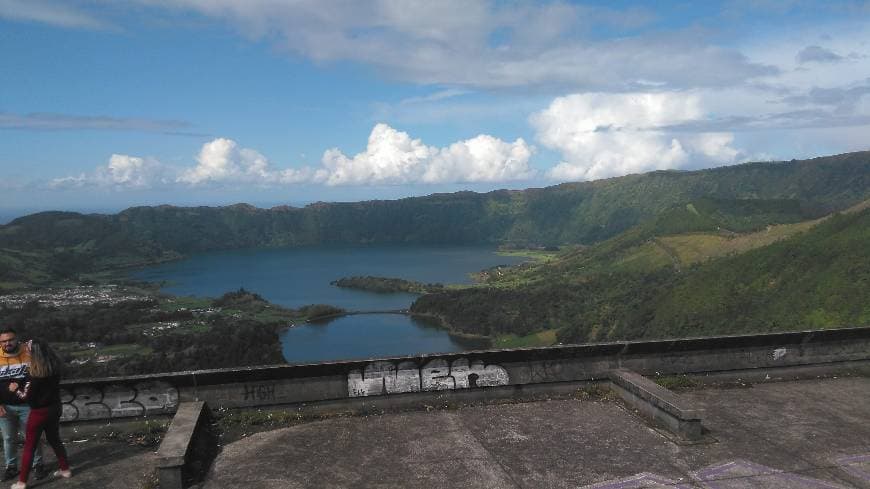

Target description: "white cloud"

left=320, top=124, right=533, bottom=185
left=47, top=154, right=168, bottom=190
left=49, top=126, right=533, bottom=189
left=128, top=0, right=773, bottom=91
left=176, top=138, right=273, bottom=185
left=532, top=92, right=743, bottom=181
left=686, top=133, right=741, bottom=162
left=96, top=154, right=165, bottom=188
left=47, top=174, right=88, bottom=189
left=175, top=127, right=529, bottom=188
left=0, top=0, right=108, bottom=30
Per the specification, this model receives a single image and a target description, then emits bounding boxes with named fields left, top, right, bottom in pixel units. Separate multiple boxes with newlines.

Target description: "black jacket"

left=12, top=374, right=61, bottom=409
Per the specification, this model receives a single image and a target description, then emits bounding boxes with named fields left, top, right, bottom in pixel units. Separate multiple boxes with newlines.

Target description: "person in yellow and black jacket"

left=0, top=328, right=44, bottom=481
left=9, top=339, right=72, bottom=489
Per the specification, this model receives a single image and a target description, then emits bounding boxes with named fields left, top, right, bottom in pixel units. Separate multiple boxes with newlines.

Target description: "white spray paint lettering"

left=348, top=357, right=509, bottom=397
left=60, top=381, right=179, bottom=421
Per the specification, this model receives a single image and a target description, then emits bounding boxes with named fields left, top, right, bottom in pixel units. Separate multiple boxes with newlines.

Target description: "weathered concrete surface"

left=610, top=368, right=705, bottom=440
left=5, top=438, right=158, bottom=489
left=203, top=376, right=870, bottom=488
left=157, top=401, right=211, bottom=489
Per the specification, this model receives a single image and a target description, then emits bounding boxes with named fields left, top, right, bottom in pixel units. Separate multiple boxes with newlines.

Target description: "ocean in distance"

left=133, top=245, right=528, bottom=363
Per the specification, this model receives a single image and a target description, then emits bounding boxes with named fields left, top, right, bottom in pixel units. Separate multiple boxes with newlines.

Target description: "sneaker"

left=53, top=469, right=72, bottom=479
left=10, top=481, right=26, bottom=489
left=31, top=464, right=48, bottom=481
left=2, top=466, right=17, bottom=481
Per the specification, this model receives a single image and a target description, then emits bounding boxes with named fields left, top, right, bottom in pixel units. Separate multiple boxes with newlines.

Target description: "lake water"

left=133, top=245, right=527, bottom=363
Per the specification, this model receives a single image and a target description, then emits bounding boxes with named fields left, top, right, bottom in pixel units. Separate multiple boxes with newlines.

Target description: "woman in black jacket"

left=8, top=339, right=71, bottom=489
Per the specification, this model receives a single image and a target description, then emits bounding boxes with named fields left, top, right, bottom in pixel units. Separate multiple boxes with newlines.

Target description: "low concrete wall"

left=59, top=326, right=870, bottom=422
left=609, top=369, right=704, bottom=440
left=157, top=401, right=216, bottom=489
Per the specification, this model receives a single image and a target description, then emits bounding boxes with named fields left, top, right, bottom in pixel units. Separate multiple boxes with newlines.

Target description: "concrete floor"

left=0, top=438, right=156, bottom=489
left=203, top=376, right=870, bottom=489
left=7, top=375, right=868, bottom=488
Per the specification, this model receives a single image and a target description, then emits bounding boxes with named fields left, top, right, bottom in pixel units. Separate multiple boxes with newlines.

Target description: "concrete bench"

left=608, top=369, right=704, bottom=440
left=156, top=401, right=212, bottom=489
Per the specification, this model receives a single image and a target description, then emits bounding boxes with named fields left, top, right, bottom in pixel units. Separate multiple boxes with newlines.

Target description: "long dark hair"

left=28, top=339, right=63, bottom=378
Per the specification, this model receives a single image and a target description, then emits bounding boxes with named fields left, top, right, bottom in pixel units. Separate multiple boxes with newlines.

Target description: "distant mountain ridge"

left=1, top=150, right=870, bottom=286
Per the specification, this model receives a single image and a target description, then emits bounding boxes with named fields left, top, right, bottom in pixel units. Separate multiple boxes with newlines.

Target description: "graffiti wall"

left=60, top=381, right=179, bottom=422
left=348, top=357, right=509, bottom=397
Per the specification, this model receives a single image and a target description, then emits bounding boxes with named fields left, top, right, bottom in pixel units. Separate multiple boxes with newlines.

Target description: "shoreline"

left=289, top=309, right=495, bottom=349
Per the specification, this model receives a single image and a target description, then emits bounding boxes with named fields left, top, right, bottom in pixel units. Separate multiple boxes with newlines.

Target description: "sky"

left=1, top=0, right=870, bottom=217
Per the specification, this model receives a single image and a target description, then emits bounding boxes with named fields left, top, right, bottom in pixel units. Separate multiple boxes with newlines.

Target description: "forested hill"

left=1, top=151, right=870, bottom=285
left=411, top=201, right=870, bottom=343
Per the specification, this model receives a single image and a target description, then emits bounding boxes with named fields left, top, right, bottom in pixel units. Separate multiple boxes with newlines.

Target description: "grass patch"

left=574, top=384, right=613, bottom=400
left=660, top=234, right=728, bottom=265
left=493, top=329, right=559, bottom=348
left=176, top=322, right=211, bottom=334
left=653, top=374, right=702, bottom=392
left=216, top=408, right=306, bottom=428
left=101, top=343, right=154, bottom=355
left=659, top=218, right=822, bottom=267
left=212, top=407, right=353, bottom=443
left=497, top=249, right=559, bottom=262
left=159, top=295, right=212, bottom=312
left=612, top=242, right=673, bottom=273
left=0, top=282, right=29, bottom=291
left=67, top=343, right=153, bottom=359
left=98, top=419, right=169, bottom=447
left=251, top=309, right=299, bottom=323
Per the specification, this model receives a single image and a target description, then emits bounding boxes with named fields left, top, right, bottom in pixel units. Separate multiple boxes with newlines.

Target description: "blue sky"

left=1, top=0, right=869, bottom=216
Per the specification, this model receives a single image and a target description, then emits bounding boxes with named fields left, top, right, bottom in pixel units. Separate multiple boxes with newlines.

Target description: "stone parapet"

left=58, top=326, right=870, bottom=422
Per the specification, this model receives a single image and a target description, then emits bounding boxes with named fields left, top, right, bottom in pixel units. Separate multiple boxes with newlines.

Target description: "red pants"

left=19, top=404, right=69, bottom=482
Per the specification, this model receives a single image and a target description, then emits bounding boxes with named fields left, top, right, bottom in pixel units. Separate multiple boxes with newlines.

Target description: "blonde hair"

left=28, top=339, right=62, bottom=378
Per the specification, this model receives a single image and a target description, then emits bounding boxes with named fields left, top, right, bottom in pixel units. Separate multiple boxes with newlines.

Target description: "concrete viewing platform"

left=12, top=327, right=870, bottom=488
left=6, top=371, right=869, bottom=488
left=202, top=375, right=870, bottom=489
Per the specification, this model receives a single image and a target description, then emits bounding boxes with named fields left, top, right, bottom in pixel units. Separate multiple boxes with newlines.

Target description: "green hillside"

left=411, top=203, right=870, bottom=343
left=2, top=151, right=869, bottom=287
left=478, top=197, right=824, bottom=287
left=638, top=208, right=870, bottom=338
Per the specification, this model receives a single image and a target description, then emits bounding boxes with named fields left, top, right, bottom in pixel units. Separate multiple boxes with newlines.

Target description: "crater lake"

left=133, top=245, right=528, bottom=363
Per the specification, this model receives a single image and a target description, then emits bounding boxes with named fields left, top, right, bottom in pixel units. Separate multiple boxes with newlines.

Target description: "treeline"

left=70, top=318, right=288, bottom=377
left=0, top=299, right=185, bottom=345
left=412, top=207, right=870, bottom=343
left=411, top=270, right=674, bottom=338
left=3, top=152, right=870, bottom=286
left=331, top=276, right=444, bottom=294
left=0, top=289, right=341, bottom=377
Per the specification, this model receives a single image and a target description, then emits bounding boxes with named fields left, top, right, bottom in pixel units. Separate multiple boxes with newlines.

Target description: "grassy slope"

left=478, top=197, right=824, bottom=288
left=411, top=199, right=870, bottom=344
left=657, top=198, right=870, bottom=268
left=638, top=208, right=870, bottom=339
